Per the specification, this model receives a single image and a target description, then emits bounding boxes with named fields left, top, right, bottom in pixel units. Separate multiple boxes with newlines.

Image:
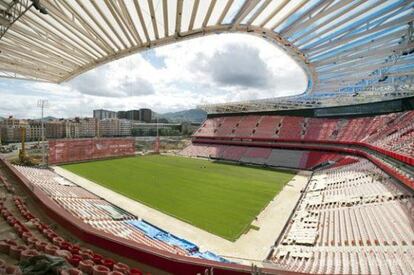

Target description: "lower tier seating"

left=269, top=159, right=414, bottom=274
left=0, top=166, right=145, bottom=274
left=180, top=144, right=355, bottom=170
left=12, top=165, right=228, bottom=263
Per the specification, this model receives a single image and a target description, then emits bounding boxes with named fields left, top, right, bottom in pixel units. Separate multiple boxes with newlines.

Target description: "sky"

left=0, top=33, right=307, bottom=119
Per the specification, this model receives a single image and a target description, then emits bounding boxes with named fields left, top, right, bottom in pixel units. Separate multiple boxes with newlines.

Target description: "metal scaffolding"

left=0, top=0, right=413, bottom=113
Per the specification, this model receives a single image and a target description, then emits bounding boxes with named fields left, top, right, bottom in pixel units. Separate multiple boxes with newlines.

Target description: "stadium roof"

left=0, top=0, right=413, bottom=112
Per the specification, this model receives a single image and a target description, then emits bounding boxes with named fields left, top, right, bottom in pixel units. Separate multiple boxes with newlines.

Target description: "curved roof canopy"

left=0, top=0, right=413, bottom=105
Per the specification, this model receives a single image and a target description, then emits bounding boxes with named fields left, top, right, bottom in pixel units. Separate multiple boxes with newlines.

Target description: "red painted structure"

left=48, top=138, right=135, bottom=164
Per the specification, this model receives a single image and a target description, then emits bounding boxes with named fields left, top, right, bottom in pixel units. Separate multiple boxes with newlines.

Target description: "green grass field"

left=62, top=155, right=295, bottom=241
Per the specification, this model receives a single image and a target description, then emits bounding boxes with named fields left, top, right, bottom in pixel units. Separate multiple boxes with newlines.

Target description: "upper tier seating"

left=192, top=111, right=414, bottom=161
left=278, top=117, right=304, bottom=140
left=253, top=116, right=283, bottom=138
left=233, top=116, right=260, bottom=136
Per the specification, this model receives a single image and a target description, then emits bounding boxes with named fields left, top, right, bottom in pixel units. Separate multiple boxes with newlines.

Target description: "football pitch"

left=62, top=155, right=295, bottom=241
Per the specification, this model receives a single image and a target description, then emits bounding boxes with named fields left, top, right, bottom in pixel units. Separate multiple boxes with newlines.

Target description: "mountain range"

left=159, top=108, right=207, bottom=123
left=0, top=109, right=207, bottom=123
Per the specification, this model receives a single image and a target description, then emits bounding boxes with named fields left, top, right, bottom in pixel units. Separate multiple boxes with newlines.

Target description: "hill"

left=160, top=108, right=207, bottom=123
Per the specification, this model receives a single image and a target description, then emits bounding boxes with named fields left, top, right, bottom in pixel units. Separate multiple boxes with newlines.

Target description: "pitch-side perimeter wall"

left=48, top=138, right=135, bottom=165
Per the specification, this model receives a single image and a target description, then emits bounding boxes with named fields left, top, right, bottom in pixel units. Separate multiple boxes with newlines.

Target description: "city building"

left=0, top=117, right=27, bottom=143
left=126, top=110, right=140, bottom=121
left=65, top=120, right=80, bottom=139
left=45, top=121, right=65, bottom=139
left=79, top=118, right=97, bottom=138
left=27, top=120, right=42, bottom=142
left=139, top=109, right=152, bottom=123
left=119, top=119, right=132, bottom=136
left=93, top=109, right=117, bottom=120
left=0, top=126, right=20, bottom=143
left=2, top=116, right=20, bottom=126
left=98, top=118, right=131, bottom=137
left=117, top=111, right=127, bottom=119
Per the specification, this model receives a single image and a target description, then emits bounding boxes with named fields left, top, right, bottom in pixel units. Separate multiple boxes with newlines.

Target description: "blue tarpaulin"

left=128, top=220, right=229, bottom=262
left=128, top=220, right=198, bottom=251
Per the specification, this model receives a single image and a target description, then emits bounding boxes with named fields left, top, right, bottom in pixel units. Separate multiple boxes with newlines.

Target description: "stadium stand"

left=1, top=0, right=413, bottom=273
left=180, top=144, right=352, bottom=170
left=0, top=166, right=146, bottom=273
left=192, top=111, right=414, bottom=167
left=12, top=165, right=228, bottom=263
left=179, top=108, right=414, bottom=274
left=269, top=159, right=414, bottom=274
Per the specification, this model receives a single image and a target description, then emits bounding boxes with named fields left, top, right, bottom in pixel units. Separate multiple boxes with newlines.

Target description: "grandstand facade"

left=0, top=0, right=413, bottom=274
left=181, top=104, right=414, bottom=273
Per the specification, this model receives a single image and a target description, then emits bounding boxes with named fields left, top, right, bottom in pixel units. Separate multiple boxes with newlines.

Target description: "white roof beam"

left=232, top=0, right=260, bottom=27
left=259, top=0, right=289, bottom=28
left=20, top=15, right=97, bottom=61
left=41, top=1, right=108, bottom=57
left=162, top=0, right=168, bottom=36
left=117, top=0, right=143, bottom=45
left=271, top=0, right=309, bottom=31
left=56, top=0, right=115, bottom=54
left=291, top=0, right=363, bottom=44
left=90, top=0, right=128, bottom=49
left=133, top=0, right=150, bottom=43
left=202, top=0, right=217, bottom=28
left=315, top=42, right=413, bottom=68
left=246, top=0, right=271, bottom=25
left=105, top=0, right=135, bottom=47
left=188, top=0, right=200, bottom=31
left=216, top=0, right=234, bottom=25
left=175, top=0, right=183, bottom=34
left=74, top=0, right=122, bottom=51
left=0, top=38, right=75, bottom=72
left=280, top=0, right=333, bottom=36
left=147, top=0, right=159, bottom=39
left=302, top=1, right=407, bottom=51
left=4, top=32, right=80, bottom=69
left=10, top=24, right=88, bottom=66
left=0, top=57, right=61, bottom=81
left=311, top=30, right=407, bottom=63
left=307, top=14, right=412, bottom=57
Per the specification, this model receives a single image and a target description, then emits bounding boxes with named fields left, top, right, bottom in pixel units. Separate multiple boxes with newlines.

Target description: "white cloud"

left=0, top=33, right=307, bottom=118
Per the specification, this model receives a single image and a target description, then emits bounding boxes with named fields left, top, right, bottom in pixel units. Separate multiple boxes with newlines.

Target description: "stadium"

left=0, top=0, right=413, bottom=274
